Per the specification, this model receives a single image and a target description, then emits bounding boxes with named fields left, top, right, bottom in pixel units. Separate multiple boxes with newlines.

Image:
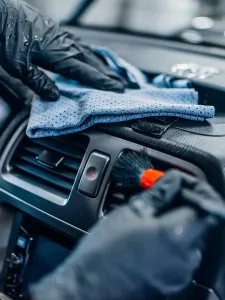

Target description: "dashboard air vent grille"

left=103, top=185, right=140, bottom=215
left=9, top=135, right=89, bottom=199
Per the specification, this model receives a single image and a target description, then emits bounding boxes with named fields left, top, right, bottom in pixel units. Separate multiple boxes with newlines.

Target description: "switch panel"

left=78, top=152, right=110, bottom=198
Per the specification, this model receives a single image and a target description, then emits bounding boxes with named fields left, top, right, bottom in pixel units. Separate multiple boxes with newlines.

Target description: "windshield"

left=26, top=0, right=225, bottom=43
left=79, top=0, right=204, bottom=36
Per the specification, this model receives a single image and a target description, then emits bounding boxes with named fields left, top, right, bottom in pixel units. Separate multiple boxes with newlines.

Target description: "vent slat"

left=17, top=154, right=76, bottom=181
left=63, top=159, right=81, bottom=172
left=14, top=162, right=72, bottom=192
left=108, top=204, right=120, bottom=210
left=54, top=136, right=87, bottom=151
left=31, top=139, right=84, bottom=160
left=11, top=170, right=68, bottom=199
left=110, top=192, right=127, bottom=203
left=22, top=146, right=81, bottom=173
left=23, top=144, right=42, bottom=156
left=104, top=190, right=129, bottom=214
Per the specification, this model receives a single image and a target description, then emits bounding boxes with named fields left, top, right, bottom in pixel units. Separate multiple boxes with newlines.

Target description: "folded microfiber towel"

left=26, top=46, right=215, bottom=139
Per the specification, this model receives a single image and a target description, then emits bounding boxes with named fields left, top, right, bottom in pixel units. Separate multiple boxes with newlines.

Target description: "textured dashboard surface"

left=68, top=27, right=225, bottom=91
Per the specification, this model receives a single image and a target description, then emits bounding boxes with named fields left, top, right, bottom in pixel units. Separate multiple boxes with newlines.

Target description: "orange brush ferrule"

left=139, top=169, right=165, bottom=189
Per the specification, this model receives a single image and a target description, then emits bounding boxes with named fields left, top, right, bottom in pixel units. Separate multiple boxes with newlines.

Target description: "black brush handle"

left=182, top=188, right=225, bottom=221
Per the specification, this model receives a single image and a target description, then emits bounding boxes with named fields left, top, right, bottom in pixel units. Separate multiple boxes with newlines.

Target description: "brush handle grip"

left=140, top=169, right=165, bottom=189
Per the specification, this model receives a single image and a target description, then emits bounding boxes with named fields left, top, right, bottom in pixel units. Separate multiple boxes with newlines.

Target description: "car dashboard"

left=0, top=27, right=225, bottom=299
left=0, top=112, right=207, bottom=236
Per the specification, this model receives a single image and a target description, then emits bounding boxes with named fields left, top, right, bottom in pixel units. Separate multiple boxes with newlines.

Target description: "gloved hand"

left=29, top=170, right=222, bottom=300
left=0, top=66, right=34, bottom=104
left=0, top=0, right=126, bottom=101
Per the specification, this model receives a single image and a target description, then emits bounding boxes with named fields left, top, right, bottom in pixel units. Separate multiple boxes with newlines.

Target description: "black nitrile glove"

left=0, top=66, right=34, bottom=103
left=29, top=170, right=222, bottom=300
left=0, top=0, right=126, bottom=101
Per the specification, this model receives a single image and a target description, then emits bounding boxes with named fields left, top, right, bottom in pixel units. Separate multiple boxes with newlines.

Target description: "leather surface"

left=164, top=126, right=225, bottom=177
left=173, top=117, right=225, bottom=137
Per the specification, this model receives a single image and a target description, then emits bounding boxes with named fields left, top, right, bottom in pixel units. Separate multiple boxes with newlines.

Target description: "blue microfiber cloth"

left=26, top=46, right=215, bottom=139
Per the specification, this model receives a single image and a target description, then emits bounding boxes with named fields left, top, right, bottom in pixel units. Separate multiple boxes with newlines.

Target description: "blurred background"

left=24, top=0, right=225, bottom=46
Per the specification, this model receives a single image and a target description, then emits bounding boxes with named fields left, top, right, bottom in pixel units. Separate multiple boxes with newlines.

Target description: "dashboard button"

left=78, top=152, right=110, bottom=198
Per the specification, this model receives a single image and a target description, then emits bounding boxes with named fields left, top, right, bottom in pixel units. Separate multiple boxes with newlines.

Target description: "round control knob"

left=8, top=253, right=24, bottom=268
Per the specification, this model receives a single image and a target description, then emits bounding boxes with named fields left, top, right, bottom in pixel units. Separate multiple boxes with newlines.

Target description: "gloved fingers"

left=130, top=169, right=222, bottom=218
left=159, top=207, right=217, bottom=273
left=54, top=35, right=125, bottom=83
left=29, top=22, right=126, bottom=92
left=76, top=46, right=128, bottom=86
left=129, top=170, right=185, bottom=216
left=184, top=179, right=224, bottom=205
left=0, top=66, right=34, bottom=103
left=159, top=207, right=218, bottom=251
left=22, top=65, right=59, bottom=101
left=48, top=55, right=125, bottom=93
left=150, top=169, right=199, bottom=205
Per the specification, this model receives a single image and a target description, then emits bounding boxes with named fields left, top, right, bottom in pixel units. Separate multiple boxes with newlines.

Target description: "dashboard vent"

left=103, top=187, right=128, bottom=214
left=102, top=185, right=139, bottom=215
left=9, top=135, right=89, bottom=199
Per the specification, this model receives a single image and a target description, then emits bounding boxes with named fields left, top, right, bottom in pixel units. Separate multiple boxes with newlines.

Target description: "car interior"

left=0, top=0, right=225, bottom=299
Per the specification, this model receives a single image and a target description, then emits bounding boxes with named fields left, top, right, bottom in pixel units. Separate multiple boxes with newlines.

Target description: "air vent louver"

left=9, top=135, right=89, bottom=199
left=103, top=185, right=140, bottom=215
left=103, top=188, right=128, bottom=214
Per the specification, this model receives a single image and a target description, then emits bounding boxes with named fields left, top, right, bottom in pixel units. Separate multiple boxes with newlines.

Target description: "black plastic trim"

left=2, top=121, right=89, bottom=205
left=78, top=151, right=110, bottom=198
left=0, top=117, right=206, bottom=237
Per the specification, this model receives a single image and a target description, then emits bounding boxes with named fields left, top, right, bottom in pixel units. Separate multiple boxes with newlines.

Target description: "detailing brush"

left=112, top=149, right=164, bottom=189
left=112, top=149, right=225, bottom=222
